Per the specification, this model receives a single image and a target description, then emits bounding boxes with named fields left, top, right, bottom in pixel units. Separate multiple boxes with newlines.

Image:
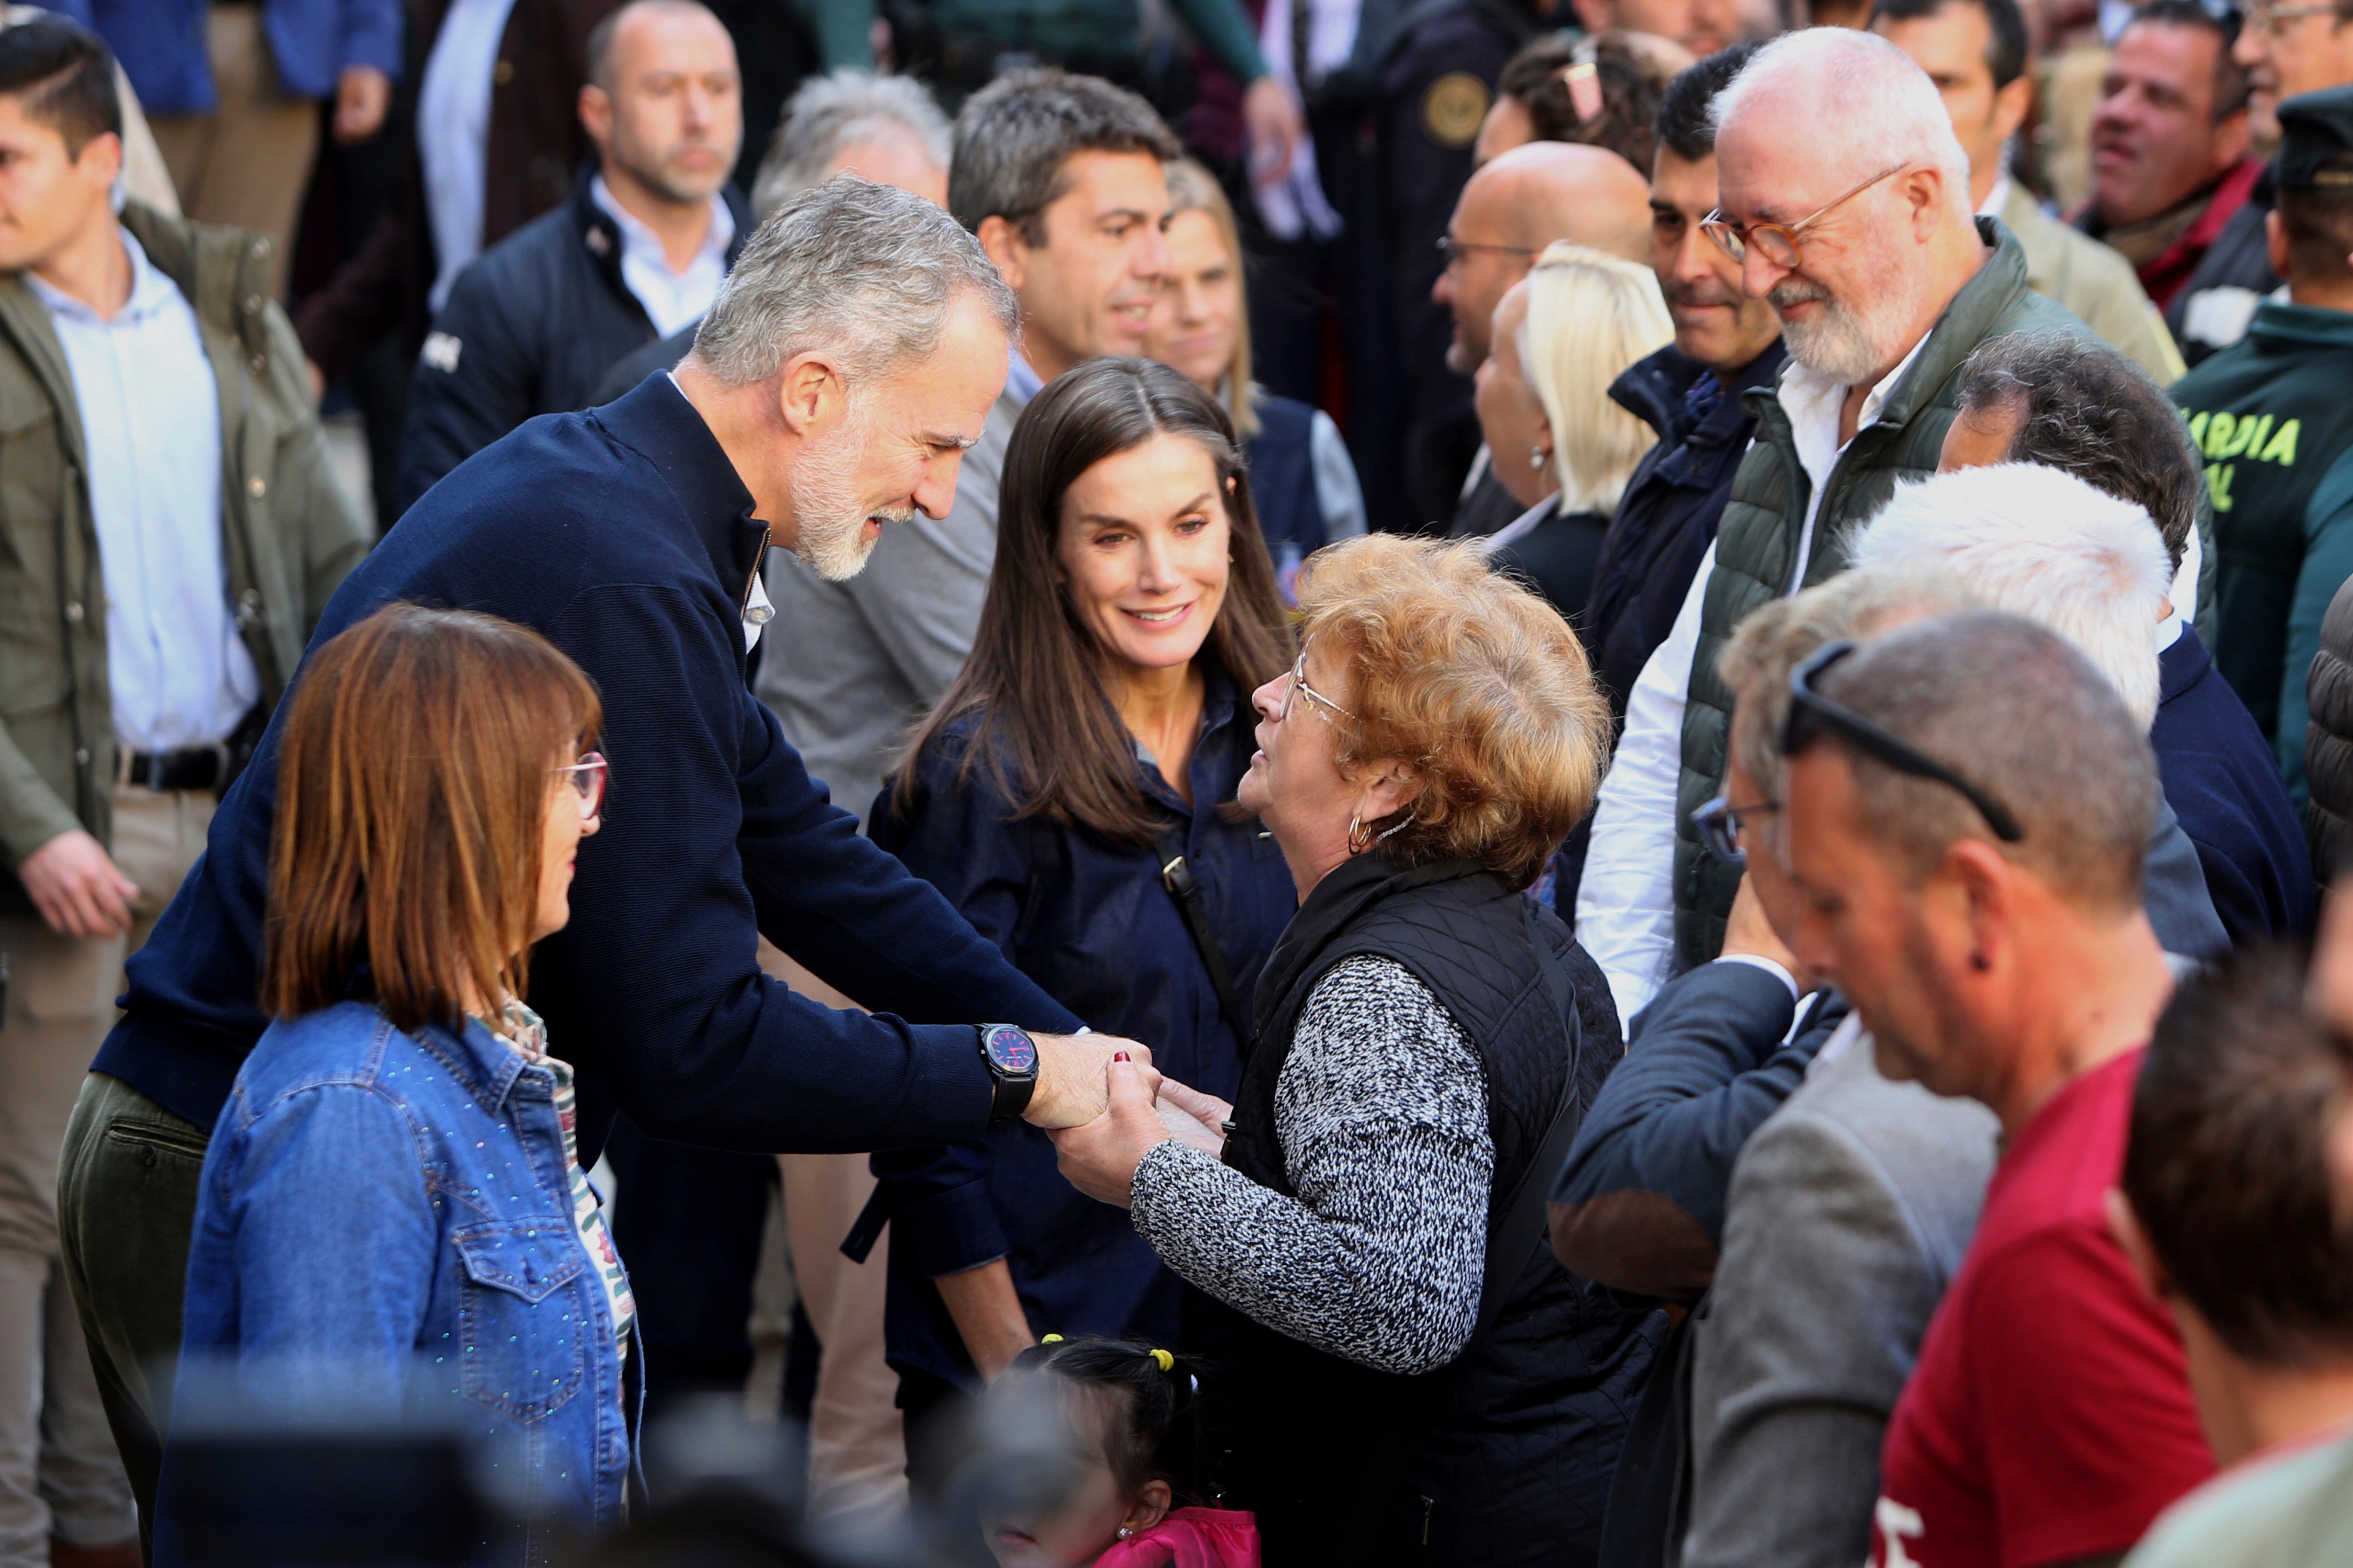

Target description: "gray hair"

left=1849, top=464, right=2173, bottom=728
left=1719, top=565, right=1974, bottom=801
left=1711, top=28, right=1970, bottom=218
left=1807, top=610, right=2160, bottom=915
left=750, top=70, right=951, bottom=220
left=1953, top=333, right=2200, bottom=573
left=948, top=67, right=1179, bottom=241
left=689, top=176, right=1019, bottom=389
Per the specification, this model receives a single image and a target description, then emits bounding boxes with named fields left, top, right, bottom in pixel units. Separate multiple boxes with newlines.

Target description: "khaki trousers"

left=145, top=3, right=319, bottom=296
left=1, top=788, right=211, bottom=1564
left=756, top=944, right=908, bottom=1532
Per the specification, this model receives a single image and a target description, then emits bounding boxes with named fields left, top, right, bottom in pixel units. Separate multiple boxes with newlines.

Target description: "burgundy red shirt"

left=1871, top=1049, right=2214, bottom=1568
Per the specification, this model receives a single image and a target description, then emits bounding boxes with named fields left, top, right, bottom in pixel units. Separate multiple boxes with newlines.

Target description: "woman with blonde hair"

left=1474, top=239, right=1673, bottom=621
left=1052, top=534, right=1661, bottom=1566
left=1145, top=158, right=1365, bottom=597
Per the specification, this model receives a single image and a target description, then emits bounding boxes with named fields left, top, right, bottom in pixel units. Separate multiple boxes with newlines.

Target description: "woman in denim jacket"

left=864, top=359, right=1298, bottom=1449
left=159, top=604, right=627, bottom=1564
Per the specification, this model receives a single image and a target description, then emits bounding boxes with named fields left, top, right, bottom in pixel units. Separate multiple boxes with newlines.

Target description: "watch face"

left=982, top=1024, right=1037, bottom=1075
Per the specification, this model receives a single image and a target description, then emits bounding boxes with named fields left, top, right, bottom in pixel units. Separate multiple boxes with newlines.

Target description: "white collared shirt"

left=418, top=0, right=521, bottom=313
left=28, top=230, right=259, bottom=753
left=1976, top=173, right=2012, bottom=221
left=592, top=176, right=735, bottom=339
left=1577, top=333, right=1930, bottom=1023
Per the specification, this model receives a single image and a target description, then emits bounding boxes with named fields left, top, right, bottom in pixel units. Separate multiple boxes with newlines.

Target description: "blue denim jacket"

left=165, top=1000, right=633, bottom=1564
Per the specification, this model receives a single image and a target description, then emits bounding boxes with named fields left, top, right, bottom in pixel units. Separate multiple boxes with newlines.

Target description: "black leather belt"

left=124, top=743, right=229, bottom=792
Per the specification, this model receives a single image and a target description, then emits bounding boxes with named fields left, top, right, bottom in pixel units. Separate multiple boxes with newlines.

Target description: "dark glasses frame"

left=1691, top=795, right=1783, bottom=868
left=1779, top=641, right=2023, bottom=844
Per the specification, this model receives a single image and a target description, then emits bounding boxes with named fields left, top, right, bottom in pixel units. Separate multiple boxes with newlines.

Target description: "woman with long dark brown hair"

left=159, top=604, right=624, bottom=1566
left=863, top=357, right=1296, bottom=1462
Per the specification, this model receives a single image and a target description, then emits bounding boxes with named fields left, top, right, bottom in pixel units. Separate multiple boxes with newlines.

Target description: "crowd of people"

left=8, top=0, right=2353, bottom=1562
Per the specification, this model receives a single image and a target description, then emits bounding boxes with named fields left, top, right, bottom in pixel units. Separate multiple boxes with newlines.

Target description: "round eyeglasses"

left=1701, top=163, right=1914, bottom=271
left=552, top=752, right=608, bottom=819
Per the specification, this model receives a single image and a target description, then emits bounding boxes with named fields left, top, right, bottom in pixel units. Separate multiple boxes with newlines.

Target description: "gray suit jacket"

left=1681, top=1025, right=1999, bottom=1568
left=758, top=382, right=1030, bottom=828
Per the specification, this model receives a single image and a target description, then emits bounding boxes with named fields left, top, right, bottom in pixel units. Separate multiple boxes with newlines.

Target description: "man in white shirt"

left=397, top=0, right=748, bottom=509
left=1576, top=27, right=2107, bottom=1021
left=0, top=20, right=368, bottom=1561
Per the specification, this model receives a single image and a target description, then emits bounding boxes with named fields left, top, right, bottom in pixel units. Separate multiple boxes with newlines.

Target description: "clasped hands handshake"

left=1024, top=1033, right=1227, bottom=1208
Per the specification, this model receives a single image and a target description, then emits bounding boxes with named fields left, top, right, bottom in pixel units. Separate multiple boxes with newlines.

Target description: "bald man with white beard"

left=1574, top=27, right=2114, bottom=1024
left=1433, top=140, right=1655, bottom=537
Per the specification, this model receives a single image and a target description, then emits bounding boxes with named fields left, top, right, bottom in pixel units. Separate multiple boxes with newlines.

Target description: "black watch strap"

left=978, top=1023, right=1039, bottom=1121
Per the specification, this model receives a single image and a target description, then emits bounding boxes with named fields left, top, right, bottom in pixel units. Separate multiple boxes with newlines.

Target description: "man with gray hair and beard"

left=57, top=178, right=1148, bottom=1518
left=1577, top=26, right=2111, bottom=1025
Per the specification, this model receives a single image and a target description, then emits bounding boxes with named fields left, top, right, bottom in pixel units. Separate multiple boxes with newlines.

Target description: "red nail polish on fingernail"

left=1113, top=1051, right=1132, bottom=1062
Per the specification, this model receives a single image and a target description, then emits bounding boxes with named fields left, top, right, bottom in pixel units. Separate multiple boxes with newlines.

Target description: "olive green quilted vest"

left=1669, top=221, right=2100, bottom=969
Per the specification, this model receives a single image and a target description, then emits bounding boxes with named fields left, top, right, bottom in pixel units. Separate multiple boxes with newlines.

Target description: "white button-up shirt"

left=29, top=231, right=258, bottom=754
left=1577, top=333, right=1929, bottom=1024
left=592, top=176, right=735, bottom=339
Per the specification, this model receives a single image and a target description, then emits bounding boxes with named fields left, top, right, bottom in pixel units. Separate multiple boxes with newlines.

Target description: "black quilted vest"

left=1217, top=854, right=1661, bottom=1566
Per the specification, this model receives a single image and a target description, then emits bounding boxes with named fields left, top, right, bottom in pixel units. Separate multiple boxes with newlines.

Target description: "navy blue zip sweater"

left=97, top=374, right=1082, bottom=1152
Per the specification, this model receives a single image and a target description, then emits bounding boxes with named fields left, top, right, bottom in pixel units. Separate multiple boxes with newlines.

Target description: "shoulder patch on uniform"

left=1422, top=72, right=1490, bottom=149
left=421, top=331, right=462, bottom=374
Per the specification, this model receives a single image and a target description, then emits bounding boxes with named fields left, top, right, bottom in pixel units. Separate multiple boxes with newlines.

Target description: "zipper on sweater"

left=1418, top=1494, right=1435, bottom=1546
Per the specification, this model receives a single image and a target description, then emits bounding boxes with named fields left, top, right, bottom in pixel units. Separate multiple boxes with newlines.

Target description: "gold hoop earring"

left=1347, top=812, right=1374, bottom=853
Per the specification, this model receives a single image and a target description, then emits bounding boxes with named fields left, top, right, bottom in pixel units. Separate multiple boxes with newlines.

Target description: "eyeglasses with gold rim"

left=1700, top=163, right=1917, bottom=270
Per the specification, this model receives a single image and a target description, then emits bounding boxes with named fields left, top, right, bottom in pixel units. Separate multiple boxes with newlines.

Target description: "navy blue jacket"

left=1582, top=341, right=1786, bottom=719
left=2153, top=624, right=2317, bottom=943
left=397, top=174, right=753, bottom=513
left=98, top=375, right=1082, bottom=1153
left=64, top=0, right=403, bottom=111
left=1550, top=961, right=1844, bottom=1304
left=1246, top=393, right=1329, bottom=571
left=863, top=672, right=1296, bottom=1388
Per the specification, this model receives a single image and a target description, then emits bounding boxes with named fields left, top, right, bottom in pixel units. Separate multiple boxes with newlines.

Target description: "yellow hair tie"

left=1150, top=1348, right=1174, bottom=1372
left=1042, top=1334, right=1065, bottom=1344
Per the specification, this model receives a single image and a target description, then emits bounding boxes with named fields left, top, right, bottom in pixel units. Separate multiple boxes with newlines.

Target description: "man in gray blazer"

left=1682, top=570, right=2001, bottom=1568
left=1557, top=565, right=2003, bottom=1568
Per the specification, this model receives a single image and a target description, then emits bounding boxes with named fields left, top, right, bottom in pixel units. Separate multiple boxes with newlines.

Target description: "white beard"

left=787, top=407, right=907, bottom=582
left=1771, top=243, right=1927, bottom=387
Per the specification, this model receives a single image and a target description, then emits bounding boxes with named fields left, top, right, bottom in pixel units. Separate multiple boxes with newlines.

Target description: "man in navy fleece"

left=54, top=176, right=1145, bottom=1527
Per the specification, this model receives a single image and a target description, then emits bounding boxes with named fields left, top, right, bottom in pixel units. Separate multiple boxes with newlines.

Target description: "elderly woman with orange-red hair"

left=1052, top=535, right=1662, bottom=1568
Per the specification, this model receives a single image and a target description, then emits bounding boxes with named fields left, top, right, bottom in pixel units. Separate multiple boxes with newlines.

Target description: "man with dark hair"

left=0, top=17, right=370, bottom=1563
left=1774, top=611, right=2216, bottom=1568
left=2167, top=0, right=2353, bottom=368
left=2173, top=86, right=2353, bottom=817
left=2077, top=0, right=2263, bottom=316
left=1941, top=330, right=2313, bottom=945
left=1872, top=0, right=2183, bottom=379
left=2104, top=953, right=2353, bottom=1568
left=1581, top=42, right=1781, bottom=729
left=394, top=0, right=751, bottom=508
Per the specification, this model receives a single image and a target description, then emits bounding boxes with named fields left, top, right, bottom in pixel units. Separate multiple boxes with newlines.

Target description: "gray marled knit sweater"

left=1129, top=955, right=1494, bottom=1375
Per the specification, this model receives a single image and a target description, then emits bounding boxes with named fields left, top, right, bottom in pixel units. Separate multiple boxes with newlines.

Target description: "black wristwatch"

left=977, top=1023, right=1038, bottom=1121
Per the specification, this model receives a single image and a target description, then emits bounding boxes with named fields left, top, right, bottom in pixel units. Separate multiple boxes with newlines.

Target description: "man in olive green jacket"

left=1578, top=28, right=2116, bottom=1020
left=0, top=21, right=366, bottom=1559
